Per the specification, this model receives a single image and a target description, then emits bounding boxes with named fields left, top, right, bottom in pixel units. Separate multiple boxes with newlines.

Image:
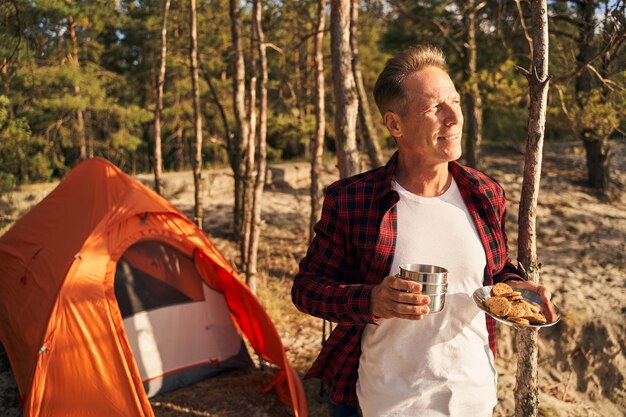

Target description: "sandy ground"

left=0, top=140, right=624, bottom=417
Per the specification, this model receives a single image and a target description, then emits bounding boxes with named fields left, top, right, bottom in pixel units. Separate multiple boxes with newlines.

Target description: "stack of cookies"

left=484, top=282, right=547, bottom=326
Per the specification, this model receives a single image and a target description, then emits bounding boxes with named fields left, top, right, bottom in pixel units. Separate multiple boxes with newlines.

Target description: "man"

left=292, top=44, right=554, bottom=417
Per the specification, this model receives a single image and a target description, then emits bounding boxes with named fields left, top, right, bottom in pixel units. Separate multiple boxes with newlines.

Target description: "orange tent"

left=0, top=158, right=307, bottom=417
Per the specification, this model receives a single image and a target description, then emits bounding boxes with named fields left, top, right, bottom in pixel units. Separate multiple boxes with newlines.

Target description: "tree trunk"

left=515, top=1, right=549, bottom=416
left=294, top=48, right=304, bottom=121
left=154, top=0, right=171, bottom=195
left=175, top=125, right=184, bottom=170
left=174, top=86, right=184, bottom=171
left=242, top=23, right=258, bottom=270
left=331, top=0, right=360, bottom=178
left=310, top=0, right=326, bottom=243
left=230, top=0, right=249, bottom=240
left=247, top=0, right=268, bottom=295
left=68, top=14, right=87, bottom=161
left=350, top=0, right=383, bottom=169
left=582, top=133, right=610, bottom=189
left=463, top=0, right=483, bottom=169
left=190, top=0, right=203, bottom=229
left=575, top=0, right=610, bottom=192
left=86, top=111, right=94, bottom=158
left=304, top=37, right=313, bottom=117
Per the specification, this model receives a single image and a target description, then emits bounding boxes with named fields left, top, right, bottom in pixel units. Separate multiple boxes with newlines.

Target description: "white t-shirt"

left=356, top=178, right=497, bottom=417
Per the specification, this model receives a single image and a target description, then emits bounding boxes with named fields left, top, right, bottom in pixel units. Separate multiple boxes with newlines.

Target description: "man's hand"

left=507, top=280, right=558, bottom=323
left=370, top=275, right=431, bottom=320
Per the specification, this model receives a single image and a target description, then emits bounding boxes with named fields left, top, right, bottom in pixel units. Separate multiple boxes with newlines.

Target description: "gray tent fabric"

left=114, top=239, right=253, bottom=398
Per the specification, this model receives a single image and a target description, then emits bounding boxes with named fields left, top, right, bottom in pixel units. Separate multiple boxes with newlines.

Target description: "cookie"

left=529, top=302, right=541, bottom=313
left=507, top=303, right=526, bottom=319
left=523, top=302, right=536, bottom=316
left=529, top=312, right=547, bottom=325
left=481, top=284, right=553, bottom=327
left=508, top=317, right=530, bottom=325
left=491, top=283, right=514, bottom=297
left=485, top=296, right=511, bottom=317
left=505, top=292, right=523, bottom=301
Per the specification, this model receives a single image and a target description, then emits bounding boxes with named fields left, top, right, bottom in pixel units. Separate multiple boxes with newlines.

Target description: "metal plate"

left=472, top=285, right=561, bottom=328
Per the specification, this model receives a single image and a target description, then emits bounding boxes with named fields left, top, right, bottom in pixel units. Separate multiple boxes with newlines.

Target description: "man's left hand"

left=506, top=280, right=558, bottom=324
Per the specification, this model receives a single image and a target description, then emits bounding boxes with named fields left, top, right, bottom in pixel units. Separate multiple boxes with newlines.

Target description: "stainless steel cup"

left=398, top=264, right=448, bottom=313
left=419, top=281, right=448, bottom=295
left=399, top=264, right=448, bottom=284
left=424, top=291, right=446, bottom=313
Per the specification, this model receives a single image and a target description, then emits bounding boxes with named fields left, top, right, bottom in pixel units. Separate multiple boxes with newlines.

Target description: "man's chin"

left=445, top=148, right=463, bottom=162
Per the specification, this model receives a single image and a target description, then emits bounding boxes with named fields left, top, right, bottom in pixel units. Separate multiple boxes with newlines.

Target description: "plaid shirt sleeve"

left=291, top=184, right=379, bottom=325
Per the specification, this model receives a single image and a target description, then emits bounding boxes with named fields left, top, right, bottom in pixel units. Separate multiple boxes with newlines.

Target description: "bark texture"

left=190, top=0, right=203, bottom=228
left=310, top=0, right=326, bottom=243
left=246, top=0, right=268, bottom=294
left=330, top=0, right=360, bottom=178
left=241, top=27, right=258, bottom=269
left=350, top=0, right=382, bottom=169
left=463, top=0, right=483, bottom=169
left=68, top=14, right=87, bottom=161
left=515, top=1, right=550, bottom=416
left=230, top=0, right=249, bottom=241
left=153, top=0, right=171, bottom=195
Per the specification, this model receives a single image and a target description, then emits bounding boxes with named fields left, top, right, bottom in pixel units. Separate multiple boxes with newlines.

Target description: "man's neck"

left=395, top=157, right=451, bottom=197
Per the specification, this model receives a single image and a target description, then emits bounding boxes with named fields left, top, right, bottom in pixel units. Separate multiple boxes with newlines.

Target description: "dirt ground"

left=0, top=140, right=624, bottom=417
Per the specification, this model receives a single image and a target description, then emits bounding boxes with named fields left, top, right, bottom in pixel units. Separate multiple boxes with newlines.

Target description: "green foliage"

left=548, top=0, right=625, bottom=143
left=1, top=0, right=622, bottom=185
left=573, top=86, right=625, bottom=140
left=479, top=59, right=528, bottom=144
left=110, top=103, right=153, bottom=152
left=267, top=109, right=315, bottom=160
left=0, top=96, right=56, bottom=187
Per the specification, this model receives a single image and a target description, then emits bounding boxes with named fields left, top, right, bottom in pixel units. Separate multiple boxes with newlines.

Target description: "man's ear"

left=383, top=111, right=402, bottom=138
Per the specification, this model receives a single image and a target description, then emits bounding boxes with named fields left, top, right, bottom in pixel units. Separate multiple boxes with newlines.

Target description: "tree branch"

left=265, top=42, right=283, bottom=54
left=291, top=26, right=331, bottom=51
left=475, top=1, right=487, bottom=13
left=0, top=0, right=22, bottom=72
left=430, top=19, right=464, bottom=59
left=586, top=63, right=625, bottom=92
left=515, top=0, right=533, bottom=68
left=549, top=12, right=582, bottom=27
left=553, top=25, right=626, bottom=84
left=514, top=64, right=531, bottom=79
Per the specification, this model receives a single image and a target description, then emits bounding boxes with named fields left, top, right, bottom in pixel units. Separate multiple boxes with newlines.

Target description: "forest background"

left=1, top=0, right=623, bottom=197
left=0, top=0, right=625, bottom=416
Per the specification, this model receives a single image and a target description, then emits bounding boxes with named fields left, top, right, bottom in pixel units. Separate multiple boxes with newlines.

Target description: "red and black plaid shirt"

left=292, top=152, right=523, bottom=404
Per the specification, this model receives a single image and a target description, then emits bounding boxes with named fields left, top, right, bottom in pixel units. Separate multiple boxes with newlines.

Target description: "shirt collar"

left=378, top=152, right=482, bottom=199
left=375, top=151, right=400, bottom=199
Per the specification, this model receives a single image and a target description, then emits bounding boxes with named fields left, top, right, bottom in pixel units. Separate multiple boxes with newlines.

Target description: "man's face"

left=385, top=66, right=464, bottom=166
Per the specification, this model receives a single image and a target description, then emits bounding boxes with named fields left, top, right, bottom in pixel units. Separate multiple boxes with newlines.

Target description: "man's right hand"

left=370, top=275, right=431, bottom=320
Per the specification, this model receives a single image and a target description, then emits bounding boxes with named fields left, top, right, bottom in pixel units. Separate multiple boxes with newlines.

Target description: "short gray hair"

left=373, top=44, right=447, bottom=116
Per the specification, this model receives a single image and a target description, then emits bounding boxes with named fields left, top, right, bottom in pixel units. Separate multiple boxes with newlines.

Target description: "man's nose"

left=444, top=105, right=463, bottom=126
